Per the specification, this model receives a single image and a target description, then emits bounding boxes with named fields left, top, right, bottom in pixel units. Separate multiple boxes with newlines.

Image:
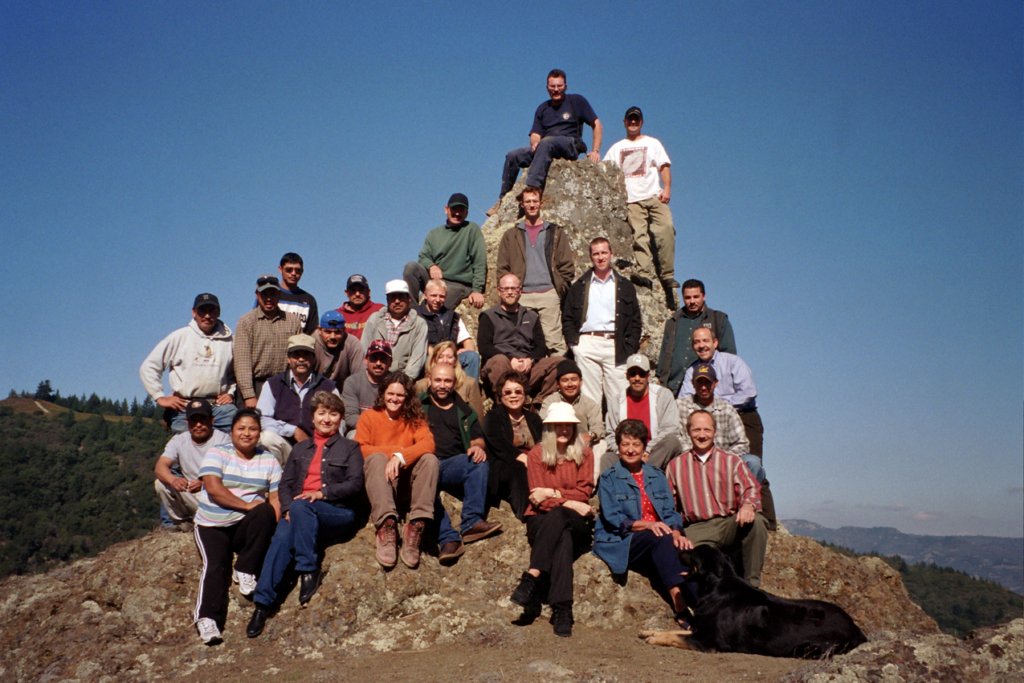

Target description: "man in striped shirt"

left=666, top=410, right=769, bottom=587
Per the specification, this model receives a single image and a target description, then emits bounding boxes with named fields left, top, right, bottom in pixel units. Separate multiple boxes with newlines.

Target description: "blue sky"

left=3, top=1, right=1021, bottom=537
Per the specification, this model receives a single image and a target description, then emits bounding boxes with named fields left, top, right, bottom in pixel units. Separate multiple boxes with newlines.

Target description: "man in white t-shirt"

left=153, top=399, right=230, bottom=531
left=604, top=107, right=677, bottom=306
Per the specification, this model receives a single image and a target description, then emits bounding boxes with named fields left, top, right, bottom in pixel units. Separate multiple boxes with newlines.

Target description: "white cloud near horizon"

left=912, top=511, right=940, bottom=521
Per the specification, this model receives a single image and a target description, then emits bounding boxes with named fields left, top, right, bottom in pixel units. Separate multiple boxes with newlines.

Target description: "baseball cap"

left=625, top=354, right=651, bottom=373
left=193, top=293, right=220, bottom=309
left=287, top=334, right=316, bottom=354
left=692, top=362, right=718, bottom=383
left=385, top=279, right=410, bottom=296
left=320, top=310, right=345, bottom=330
left=624, top=106, right=643, bottom=120
left=184, top=398, right=213, bottom=418
left=346, top=274, right=369, bottom=290
left=447, top=192, right=469, bottom=208
left=367, top=339, right=393, bottom=358
left=256, top=274, right=281, bottom=292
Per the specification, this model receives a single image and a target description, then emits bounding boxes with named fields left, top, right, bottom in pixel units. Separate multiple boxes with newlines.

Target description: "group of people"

left=141, top=68, right=775, bottom=645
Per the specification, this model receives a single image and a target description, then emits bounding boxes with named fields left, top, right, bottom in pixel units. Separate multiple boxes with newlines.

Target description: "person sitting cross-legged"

left=594, top=419, right=695, bottom=629
left=246, top=391, right=363, bottom=637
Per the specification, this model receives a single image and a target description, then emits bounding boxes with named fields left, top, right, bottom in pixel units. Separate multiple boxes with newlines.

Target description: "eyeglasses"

left=498, top=286, right=522, bottom=293
left=282, top=267, right=303, bottom=274
left=502, top=389, right=524, bottom=396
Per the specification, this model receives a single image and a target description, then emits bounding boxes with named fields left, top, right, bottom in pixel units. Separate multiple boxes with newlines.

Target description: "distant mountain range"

left=782, top=519, right=1024, bottom=595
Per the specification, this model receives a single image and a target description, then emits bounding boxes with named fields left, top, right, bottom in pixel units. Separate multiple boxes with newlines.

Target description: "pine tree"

left=34, top=380, right=54, bottom=401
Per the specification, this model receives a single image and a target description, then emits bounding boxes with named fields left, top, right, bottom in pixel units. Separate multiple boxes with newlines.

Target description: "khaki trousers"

left=259, top=430, right=293, bottom=467
left=363, top=452, right=439, bottom=527
left=683, top=513, right=769, bottom=587
left=574, top=334, right=627, bottom=410
left=519, top=289, right=567, bottom=355
left=154, top=479, right=199, bottom=523
left=627, top=196, right=675, bottom=282
left=481, top=354, right=564, bottom=406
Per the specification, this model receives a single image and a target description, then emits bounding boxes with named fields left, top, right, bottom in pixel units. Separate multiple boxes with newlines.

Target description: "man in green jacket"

left=657, top=279, right=736, bottom=396
left=404, top=193, right=487, bottom=310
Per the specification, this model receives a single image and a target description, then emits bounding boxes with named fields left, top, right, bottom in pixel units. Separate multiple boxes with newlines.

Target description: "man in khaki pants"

left=495, top=186, right=576, bottom=355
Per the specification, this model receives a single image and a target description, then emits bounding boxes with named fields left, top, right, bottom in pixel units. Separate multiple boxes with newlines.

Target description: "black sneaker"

left=298, top=568, right=322, bottom=605
left=550, top=602, right=574, bottom=637
left=510, top=571, right=539, bottom=608
left=630, top=273, right=654, bottom=289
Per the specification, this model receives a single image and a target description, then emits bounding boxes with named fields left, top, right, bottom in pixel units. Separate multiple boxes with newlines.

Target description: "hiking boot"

left=232, top=569, right=257, bottom=597
left=246, top=606, right=269, bottom=638
left=400, top=520, right=426, bottom=568
left=630, top=273, right=654, bottom=289
left=550, top=602, right=574, bottom=637
left=298, top=568, right=322, bottom=605
left=462, top=520, right=502, bottom=543
left=510, top=571, right=540, bottom=608
left=486, top=200, right=502, bottom=217
left=375, top=518, right=398, bottom=568
left=196, top=617, right=222, bottom=645
left=438, top=541, right=465, bottom=564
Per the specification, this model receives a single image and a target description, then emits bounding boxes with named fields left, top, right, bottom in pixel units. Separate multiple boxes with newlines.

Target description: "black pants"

left=740, top=409, right=776, bottom=528
left=193, top=503, right=277, bottom=629
left=525, top=506, right=592, bottom=605
left=488, top=460, right=530, bottom=521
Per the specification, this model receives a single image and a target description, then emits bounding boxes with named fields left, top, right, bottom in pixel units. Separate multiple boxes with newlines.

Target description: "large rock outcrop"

left=460, top=159, right=674, bottom=365
left=0, top=507, right=946, bottom=682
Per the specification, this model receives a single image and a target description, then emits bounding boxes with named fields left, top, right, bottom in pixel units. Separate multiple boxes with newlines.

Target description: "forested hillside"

left=0, top=404, right=166, bottom=577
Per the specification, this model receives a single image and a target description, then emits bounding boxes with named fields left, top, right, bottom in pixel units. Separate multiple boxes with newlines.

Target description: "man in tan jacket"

left=495, top=186, right=576, bottom=355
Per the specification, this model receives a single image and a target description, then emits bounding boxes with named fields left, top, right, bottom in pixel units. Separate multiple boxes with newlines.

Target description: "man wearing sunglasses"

left=274, top=252, right=319, bottom=335
left=603, top=354, right=681, bottom=473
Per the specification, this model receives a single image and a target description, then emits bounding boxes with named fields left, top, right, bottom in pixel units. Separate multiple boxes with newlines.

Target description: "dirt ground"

left=177, top=615, right=805, bottom=683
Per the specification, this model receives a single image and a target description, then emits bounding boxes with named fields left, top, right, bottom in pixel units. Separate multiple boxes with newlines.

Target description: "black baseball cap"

left=692, top=362, right=718, bottom=383
left=256, top=274, right=281, bottom=292
left=193, top=293, right=220, bottom=309
left=185, top=398, right=213, bottom=418
left=447, top=193, right=469, bottom=208
left=624, top=106, right=643, bottom=120
left=346, top=274, right=369, bottom=290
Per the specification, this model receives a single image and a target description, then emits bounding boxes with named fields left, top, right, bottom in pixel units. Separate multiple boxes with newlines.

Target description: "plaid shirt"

left=676, top=395, right=749, bottom=455
left=666, top=447, right=761, bottom=524
left=383, top=313, right=407, bottom=347
left=232, top=308, right=303, bottom=400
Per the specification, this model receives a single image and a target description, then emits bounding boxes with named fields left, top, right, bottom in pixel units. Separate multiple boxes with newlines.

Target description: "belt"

left=735, top=399, right=758, bottom=413
left=580, top=331, right=615, bottom=339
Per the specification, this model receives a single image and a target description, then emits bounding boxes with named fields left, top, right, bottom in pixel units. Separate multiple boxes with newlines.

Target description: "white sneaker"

left=233, top=569, right=257, bottom=597
left=196, top=617, right=222, bottom=645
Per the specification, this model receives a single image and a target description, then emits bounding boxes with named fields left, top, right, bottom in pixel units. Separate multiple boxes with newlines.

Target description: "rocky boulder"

left=460, top=158, right=675, bottom=365
left=0, top=505, right=944, bottom=682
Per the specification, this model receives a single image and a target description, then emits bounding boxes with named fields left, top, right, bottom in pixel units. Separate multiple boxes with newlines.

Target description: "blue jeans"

left=169, top=404, right=237, bottom=434
left=160, top=462, right=185, bottom=528
left=434, top=454, right=489, bottom=546
left=742, top=454, right=767, bottom=484
left=458, top=350, right=481, bottom=381
left=501, top=136, right=580, bottom=196
left=253, top=499, right=356, bottom=607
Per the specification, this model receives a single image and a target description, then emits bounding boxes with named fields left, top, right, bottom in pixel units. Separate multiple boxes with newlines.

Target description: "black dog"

left=641, top=545, right=866, bottom=658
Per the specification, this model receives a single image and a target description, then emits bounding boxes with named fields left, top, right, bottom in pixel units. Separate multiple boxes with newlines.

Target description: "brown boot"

left=375, top=518, right=398, bottom=568
left=400, top=520, right=426, bottom=568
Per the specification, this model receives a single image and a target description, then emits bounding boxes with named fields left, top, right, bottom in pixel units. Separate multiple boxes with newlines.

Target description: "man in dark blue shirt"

left=491, top=70, right=603, bottom=213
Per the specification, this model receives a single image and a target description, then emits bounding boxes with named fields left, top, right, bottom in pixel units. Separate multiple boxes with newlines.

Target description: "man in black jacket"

left=478, top=273, right=564, bottom=405
left=421, top=364, right=502, bottom=564
left=561, top=237, right=642, bottom=408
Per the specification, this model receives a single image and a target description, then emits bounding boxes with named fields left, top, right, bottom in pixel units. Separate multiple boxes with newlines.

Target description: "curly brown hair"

left=373, top=372, right=426, bottom=427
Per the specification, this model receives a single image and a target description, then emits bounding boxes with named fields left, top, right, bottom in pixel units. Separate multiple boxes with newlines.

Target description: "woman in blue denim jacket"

left=594, top=419, right=694, bottom=627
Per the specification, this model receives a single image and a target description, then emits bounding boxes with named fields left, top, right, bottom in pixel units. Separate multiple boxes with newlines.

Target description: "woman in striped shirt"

left=193, top=408, right=282, bottom=645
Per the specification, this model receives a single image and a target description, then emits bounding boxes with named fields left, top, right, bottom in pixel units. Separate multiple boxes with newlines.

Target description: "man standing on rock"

left=562, top=237, right=642, bottom=411
left=491, top=69, right=602, bottom=213
left=335, top=274, right=384, bottom=341
left=403, top=193, right=487, bottom=310
left=495, top=186, right=575, bottom=356
left=153, top=398, right=230, bottom=531
left=657, top=278, right=736, bottom=396
left=140, top=292, right=237, bottom=433
left=234, top=274, right=304, bottom=408
left=603, top=107, right=678, bottom=303
left=420, top=363, right=502, bottom=564
left=667, top=410, right=768, bottom=587
left=478, top=273, right=564, bottom=406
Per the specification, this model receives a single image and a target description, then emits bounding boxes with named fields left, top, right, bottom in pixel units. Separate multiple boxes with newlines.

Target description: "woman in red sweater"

left=355, top=372, right=438, bottom=569
left=509, top=402, right=594, bottom=638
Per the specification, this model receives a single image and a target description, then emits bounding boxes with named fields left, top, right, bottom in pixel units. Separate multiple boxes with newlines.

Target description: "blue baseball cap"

left=320, top=310, right=345, bottom=330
